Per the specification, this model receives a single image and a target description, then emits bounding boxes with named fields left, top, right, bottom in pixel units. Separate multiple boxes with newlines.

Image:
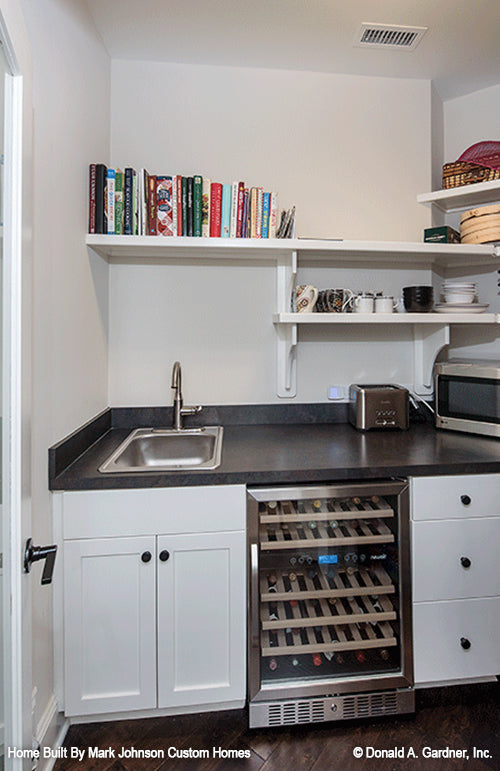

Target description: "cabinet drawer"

left=61, top=485, right=246, bottom=539
left=411, top=474, right=500, bottom=521
left=413, top=597, right=500, bottom=684
left=412, top=518, right=500, bottom=601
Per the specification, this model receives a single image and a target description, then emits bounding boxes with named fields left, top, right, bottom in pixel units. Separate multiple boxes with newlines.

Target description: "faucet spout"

left=170, top=361, right=202, bottom=430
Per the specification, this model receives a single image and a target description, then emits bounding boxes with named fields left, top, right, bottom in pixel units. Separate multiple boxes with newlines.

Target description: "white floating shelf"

left=273, top=312, right=500, bottom=325
left=417, top=179, right=500, bottom=213
left=86, top=234, right=498, bottom=268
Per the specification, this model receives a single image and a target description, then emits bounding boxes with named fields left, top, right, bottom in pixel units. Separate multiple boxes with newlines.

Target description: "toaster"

left=348, top=384, right=409, bottom=430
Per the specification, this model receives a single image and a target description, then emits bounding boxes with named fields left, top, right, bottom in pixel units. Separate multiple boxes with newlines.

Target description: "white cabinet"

left=56, top=485, right=246, bottom=718
left=64, top=536, right=157, bottom=716
left=410, top=473, right=500, bottom=686
left=157, top=531, right=245, bottom=708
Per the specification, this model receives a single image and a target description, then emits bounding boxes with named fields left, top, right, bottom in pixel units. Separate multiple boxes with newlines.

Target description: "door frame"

left=0, top=1, right=33, bottom=767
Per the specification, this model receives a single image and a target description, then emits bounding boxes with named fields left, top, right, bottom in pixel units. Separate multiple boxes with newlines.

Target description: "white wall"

left=109, top=60, right=433, bottom=405
left=21, top=0, right=110, bottom=735
left=442, top=84, right=500, bottom=360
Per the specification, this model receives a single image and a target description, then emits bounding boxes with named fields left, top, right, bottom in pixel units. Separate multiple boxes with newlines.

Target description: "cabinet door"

left=64, top=536, right=157, bottom=716
left=157, top=531, right=246, bottom=709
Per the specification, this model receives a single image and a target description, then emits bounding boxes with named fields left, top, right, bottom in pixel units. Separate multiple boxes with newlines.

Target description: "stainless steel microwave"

left=435, top=359, right=500, bottom=438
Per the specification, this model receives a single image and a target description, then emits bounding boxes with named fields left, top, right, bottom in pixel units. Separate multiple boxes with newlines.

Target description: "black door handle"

left=24, top=539, right=57, bottom=585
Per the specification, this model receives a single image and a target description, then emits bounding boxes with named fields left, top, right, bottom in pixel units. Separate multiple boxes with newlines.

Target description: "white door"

left=1, top=3, right=33, bottom=768
left=63, top=536, right=157, bottom=717
left=157, top=531, right=246, bottom=709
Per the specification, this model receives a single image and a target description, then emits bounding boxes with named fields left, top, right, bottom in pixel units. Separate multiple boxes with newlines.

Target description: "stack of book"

left=88, top=164, right=292, bottom=238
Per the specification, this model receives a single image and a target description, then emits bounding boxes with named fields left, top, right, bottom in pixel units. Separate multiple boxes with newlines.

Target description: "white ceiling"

left=85, top=0, right=500, bottom=100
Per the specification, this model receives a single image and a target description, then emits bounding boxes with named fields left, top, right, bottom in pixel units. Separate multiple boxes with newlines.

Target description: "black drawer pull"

left=460, top=637, right=471, bottom=650
left=141, top=551, right=152, bottom=563
left=460, top=494, right=472, bottom=506
left=460, top=556, right=471, bottom=569
left=159, top=550, right=170, bottom=562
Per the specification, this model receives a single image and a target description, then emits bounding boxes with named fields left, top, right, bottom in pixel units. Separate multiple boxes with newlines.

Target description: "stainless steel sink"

left=98, top=426, right=223, bottom=473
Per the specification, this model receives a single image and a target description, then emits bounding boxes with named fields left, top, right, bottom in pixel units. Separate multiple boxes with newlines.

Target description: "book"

left=124, top=167, right=137, bottom=235
left=261, top=192, right=271, bottom=238
left=176, top=175, right=183, bottom=235
left=156, top=175, right=174, bottom=236
left=193, top=175, right=203, bottom=236
left=132, top=170, right=138, bottom=235
left=221, top=184, right=232, bottom=237
left=250, top=187, right=258, bottom=238
left=138, top=168, right=150, bottom=236
left=230, top=182, right=239, bottom=238
left=181, top=177, right=188, bottom=236
left=106, top=169, right=115, bottom=234
left=202, top=178, right=211, bottom=237
left=114, top=169, right=124, bottom=235
left=241, top=188, right=249, bottom=238
left=210, top=182, right=222, bottom=237
left=186, top=176, right=194, bottom=236
left=171, top=175, right=178, bottom=236
left=147, top=174, right=157, bottom=234
left=88, top=164, right=97, bottom=233
left=269, top=192, right=278, bottom=238
left=236, top=182, right=245, bottom=237
left=256, top=187, right=264, bottom=238
left=95, top=163, right=107, bottom=234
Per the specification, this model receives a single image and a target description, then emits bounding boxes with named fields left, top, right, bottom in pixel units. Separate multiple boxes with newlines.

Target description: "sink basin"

left=98, top=426, right=223, bottom=473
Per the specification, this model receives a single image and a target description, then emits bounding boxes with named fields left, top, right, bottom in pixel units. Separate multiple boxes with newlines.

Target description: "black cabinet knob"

left=460, top=494, right=472, bottom=506
left=141, top=551, right=152, bottom=563
left=460, top=637, right=471, bottom=650
left=159, top=550, right=170, bottom=562
left=460, top=556, right=472, bottom=569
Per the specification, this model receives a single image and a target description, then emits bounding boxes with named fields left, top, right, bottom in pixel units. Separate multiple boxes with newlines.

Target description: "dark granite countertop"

left=49, top=405, right=500, bottom=491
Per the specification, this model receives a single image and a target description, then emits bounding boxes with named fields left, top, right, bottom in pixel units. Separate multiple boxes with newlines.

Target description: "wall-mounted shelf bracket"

left=412, top=324, right=450, bottom=396
left=276, top=251, right=298, bottom=396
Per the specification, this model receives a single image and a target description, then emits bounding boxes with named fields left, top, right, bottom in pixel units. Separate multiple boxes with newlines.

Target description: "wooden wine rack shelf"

left=259, top=497, right=394, bottom=524
left=261, top=593, right=396, bottom=631
left=260, top=565, right=395, bottom=603
left=261, top=620, right=397, bottom=656
left=260, top=518, right=394, bottom=550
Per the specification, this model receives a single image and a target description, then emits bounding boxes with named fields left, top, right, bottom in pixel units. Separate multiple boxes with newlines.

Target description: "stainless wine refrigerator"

left=247, top=480, right=414, bottom=728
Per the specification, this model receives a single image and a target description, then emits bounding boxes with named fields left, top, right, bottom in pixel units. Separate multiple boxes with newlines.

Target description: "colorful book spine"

left=176, top=175, right=183, bottom=235
left=193, top=175, right=203, bottom=236
left=147, top=174, right=157, bottom=234
left=94, top=163, right=107, bottom=234
left=132, top=170, right=138, bottom=235
left=241, top=188, right=249, bottom=238
left=114, top=169, right=124, bottom=235
left=229, top=182, right=239, bottom=238
left=221, top=183, right=231, bottom=237
left=123, top=167, right=134, bottom=235
left=156, top=175, right=174, bottom=236
left=236, top=182, right=245, bottom=237
left=261, top=191, right=270, bottom=239
left=250, top=187, right=258, bottom=238
left=106, top=169, right=115, bottom=234
left=139, top=168, right=149, bottom=236
left=202, top=178, right=211, bottom=237
left=269, top=192, right=278, bottom=238
left=181, top=177, right=188, bottom=236
left=186, top=176, right=194, bottom=236
left=256, top=187, right=263, bottom=238
left=171, top=175, right=178, bottom=236
left=88, top=164, right=96, bottom=233
left=210, top=182, right=222, bottom=237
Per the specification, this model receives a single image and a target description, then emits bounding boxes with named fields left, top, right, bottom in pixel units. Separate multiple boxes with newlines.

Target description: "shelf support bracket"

left=413, top=324, right=450, bottom=397
left=276, top=250, right=298, bottom=397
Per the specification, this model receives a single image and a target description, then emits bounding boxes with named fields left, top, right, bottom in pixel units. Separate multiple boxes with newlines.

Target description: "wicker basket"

left=442, top=161, right=500, bottom=189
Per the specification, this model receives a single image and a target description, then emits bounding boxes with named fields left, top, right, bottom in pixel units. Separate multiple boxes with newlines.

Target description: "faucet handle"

left=181, top=405, right=202, bottom=418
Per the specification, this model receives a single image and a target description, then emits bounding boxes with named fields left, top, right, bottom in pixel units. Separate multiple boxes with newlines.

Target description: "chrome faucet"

left=171, top=361, right=202, bottom=430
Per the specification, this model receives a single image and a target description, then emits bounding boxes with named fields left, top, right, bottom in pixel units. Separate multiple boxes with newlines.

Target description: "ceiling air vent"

left=355, top=23, right=428, bottom=51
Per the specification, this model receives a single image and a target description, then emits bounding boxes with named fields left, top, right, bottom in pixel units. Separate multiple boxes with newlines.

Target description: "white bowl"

left=443, top=292, right=477, bottom=304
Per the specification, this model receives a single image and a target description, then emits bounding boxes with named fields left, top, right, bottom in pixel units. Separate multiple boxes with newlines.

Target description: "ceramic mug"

left=295, top=284, right=318, bottom=313
left=374, top=296, right=398, bottom=313
left=317, top=288, right=354, bottom=313
left=352, top=294, right=374, bottom=313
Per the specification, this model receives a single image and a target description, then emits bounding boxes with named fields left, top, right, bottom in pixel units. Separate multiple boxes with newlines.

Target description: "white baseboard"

left=35, top=695, right=69, bottom=771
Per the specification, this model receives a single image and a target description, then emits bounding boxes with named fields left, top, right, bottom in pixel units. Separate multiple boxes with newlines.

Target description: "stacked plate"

left=435, top=281, right=489, bottom=313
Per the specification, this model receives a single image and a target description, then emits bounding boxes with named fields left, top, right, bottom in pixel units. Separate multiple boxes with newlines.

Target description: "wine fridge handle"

left=250, top=543, right=260, bottom=649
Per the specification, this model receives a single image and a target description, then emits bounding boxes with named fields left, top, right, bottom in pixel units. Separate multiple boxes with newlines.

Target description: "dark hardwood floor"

left=54, top=683, right=499, bottom=771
